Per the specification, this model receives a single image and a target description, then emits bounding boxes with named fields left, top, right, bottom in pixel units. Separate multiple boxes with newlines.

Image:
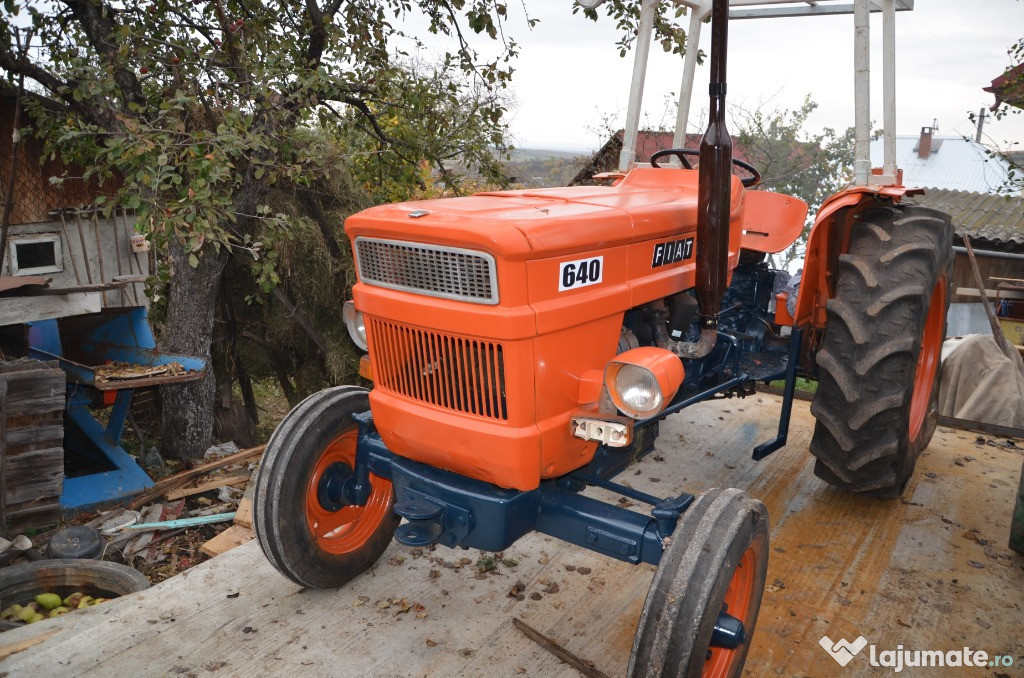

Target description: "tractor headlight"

left=604, top=348, right=684, bottom=419
left=343, top=301, right=367, bottom=351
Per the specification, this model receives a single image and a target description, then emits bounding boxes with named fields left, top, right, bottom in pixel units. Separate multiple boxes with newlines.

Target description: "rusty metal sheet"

left=0, top=276, right=48, bottom=294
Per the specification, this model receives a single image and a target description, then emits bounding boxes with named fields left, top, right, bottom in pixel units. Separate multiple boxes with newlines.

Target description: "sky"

left=462, top=1, right=1024, bottom=154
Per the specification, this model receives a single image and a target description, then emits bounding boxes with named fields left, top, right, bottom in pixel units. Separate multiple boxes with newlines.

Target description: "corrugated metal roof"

left=910, top=188, right=1024, bottom=245
left=869, top=135, right=1011, bottom=194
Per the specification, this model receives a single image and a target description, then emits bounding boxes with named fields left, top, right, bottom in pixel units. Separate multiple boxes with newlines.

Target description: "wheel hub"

left=711, top=611, right=746, bottom=650
left=316, top=461, right=352, bottom=512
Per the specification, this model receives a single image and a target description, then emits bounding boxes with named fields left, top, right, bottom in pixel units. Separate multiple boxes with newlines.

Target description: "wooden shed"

left=909, top=188, right=1024, bottom=305
left=0, top=89, right=149, bottom=321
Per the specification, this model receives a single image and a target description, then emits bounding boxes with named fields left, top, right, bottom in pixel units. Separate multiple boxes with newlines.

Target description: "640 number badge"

left=559, top=256, right=603, bottom=292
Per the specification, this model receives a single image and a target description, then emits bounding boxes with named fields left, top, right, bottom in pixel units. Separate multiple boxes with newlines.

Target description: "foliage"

left=574, top=0, right=695, bottom=59
left=1, top=0, right=520, bottom=295
left=0, top=0, right=536, bottom=457
left=970, top=23, right=1023, bottom=194
left=732, top=96, right=855, bottom=268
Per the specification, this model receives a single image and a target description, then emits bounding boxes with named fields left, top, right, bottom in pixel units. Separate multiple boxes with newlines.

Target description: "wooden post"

left=962, top=235, right=1024, bottom=375
left=0, top=381, right=7, bottom=538
left=1012, top=459, right=1024, bottom=554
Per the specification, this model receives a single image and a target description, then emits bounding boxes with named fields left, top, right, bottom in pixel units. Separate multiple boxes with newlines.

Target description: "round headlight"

left=609, top=364, right=663, bottom=419
left=343, top=301, right=367, bottom=351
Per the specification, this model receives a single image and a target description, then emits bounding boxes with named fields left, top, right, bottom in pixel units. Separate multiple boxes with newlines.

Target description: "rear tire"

left=810, top=204, right=953, bottom=497
left=254, top=386, right=399, bottom=588
left=627, top=488, right=770, bottom=678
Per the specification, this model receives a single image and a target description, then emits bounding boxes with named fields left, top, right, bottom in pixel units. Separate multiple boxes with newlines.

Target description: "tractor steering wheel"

left=649, top=148, right=762, bottom=187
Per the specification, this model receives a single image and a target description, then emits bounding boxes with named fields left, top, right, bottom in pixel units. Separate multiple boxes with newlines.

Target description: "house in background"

left=0, top=86, right=204, bottom=530
left=869, top=126, right=1012, bottom=194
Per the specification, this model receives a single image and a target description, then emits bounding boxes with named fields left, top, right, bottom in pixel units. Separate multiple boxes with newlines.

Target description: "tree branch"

left=61, top=0, right=146, bottom=110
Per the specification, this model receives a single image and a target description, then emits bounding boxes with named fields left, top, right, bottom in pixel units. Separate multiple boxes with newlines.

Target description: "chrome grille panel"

left=355, top=237, right=498, bottom=304
left=368, top=318, right=507, bottom=421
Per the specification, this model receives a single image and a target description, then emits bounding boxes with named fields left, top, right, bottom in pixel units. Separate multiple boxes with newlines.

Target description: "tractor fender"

left=739, top=190, right=808, bottom=254
left=792, top=185, right=916, bottom=330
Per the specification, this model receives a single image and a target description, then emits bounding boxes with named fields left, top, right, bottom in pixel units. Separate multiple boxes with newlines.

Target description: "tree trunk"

left=159, top=240, right=228, bottom=461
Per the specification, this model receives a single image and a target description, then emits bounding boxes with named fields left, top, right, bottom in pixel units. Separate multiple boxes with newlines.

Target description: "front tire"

left=810, top=204, right=953, bottom=497
left=253, top=386, right=399, bottom=588
left=628, top=488, right=770, bottom=678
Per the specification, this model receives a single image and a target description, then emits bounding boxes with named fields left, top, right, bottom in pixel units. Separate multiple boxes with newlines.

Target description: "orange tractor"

left=254, top=0, right=952, bottom=674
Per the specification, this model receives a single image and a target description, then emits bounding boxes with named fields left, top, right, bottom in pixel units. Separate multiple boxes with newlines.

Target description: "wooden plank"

left=0, top=291, right=103, bottom=325
left=233, top=498, right=252, bottom=529
left=0, top=380, right=7, bottom=537
left=0, top=629, right=61, bottom=662
left=164, top=472, right=251, bottom=501
left=0, top=359, right=60, bottom=375
left=4, top=398, right=1024, bottom=678
left=199, top=524, right=254, bottom=557
left=4, top=500, right=61, bottom=533
left=127, top=445, right=265, bottom=510
left=4, top=423, right=62, bottom=449
left=233, top=462, right=258, bottom=528
left=937, top=415, right=1024, bottom=441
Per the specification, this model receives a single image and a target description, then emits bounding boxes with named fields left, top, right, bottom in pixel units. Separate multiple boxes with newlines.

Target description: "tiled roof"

left=869, top=135, right=1011, bottom=194
left=910, top=188, right=1024, bottom=246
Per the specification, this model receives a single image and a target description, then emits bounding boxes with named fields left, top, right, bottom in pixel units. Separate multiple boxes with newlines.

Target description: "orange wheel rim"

left=909, top=277, right=946, bottom=440
left=703, top=547, right=756, bottom=678
left=304, top=431, right=393, bottom=555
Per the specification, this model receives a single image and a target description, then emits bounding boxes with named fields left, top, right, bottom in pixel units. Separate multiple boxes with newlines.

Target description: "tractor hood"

left=344, top=168, right=744, bottom=261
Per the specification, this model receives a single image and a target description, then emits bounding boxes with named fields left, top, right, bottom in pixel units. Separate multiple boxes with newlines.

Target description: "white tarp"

left=939, top=334, right=1024, bottom=429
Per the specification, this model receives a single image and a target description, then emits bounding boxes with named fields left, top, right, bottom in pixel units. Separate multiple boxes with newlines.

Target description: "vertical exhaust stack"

left=672, top=0, right=731, bottom=359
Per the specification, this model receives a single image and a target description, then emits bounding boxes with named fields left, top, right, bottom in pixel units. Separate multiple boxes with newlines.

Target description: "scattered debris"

left=126, top=512, right=237, bottom=533
left=512, top=618, right=610, bottom=678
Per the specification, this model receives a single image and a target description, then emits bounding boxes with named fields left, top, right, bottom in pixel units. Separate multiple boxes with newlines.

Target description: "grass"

left=768, top=377, right=819, bottom=394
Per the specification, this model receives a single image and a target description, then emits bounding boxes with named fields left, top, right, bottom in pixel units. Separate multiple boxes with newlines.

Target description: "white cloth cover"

left=938, top=334, right=1024, bottom=429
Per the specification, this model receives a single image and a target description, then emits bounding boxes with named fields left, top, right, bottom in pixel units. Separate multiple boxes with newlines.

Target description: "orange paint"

left=305, top=431, right=394, bottom=554
left=739, top=190, right=808, bottom=254
left=909, top=277, right=946, bottom=439
left=345, top=167, right=799, bottom=490
left=704, top=547, right=757, bottom=678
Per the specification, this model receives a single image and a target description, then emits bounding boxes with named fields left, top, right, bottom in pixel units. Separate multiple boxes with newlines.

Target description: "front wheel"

left=810, top=204, right=953, bottom=497
left=628, top=488, right=770, bottom=678
left=253, top=386, right=399, bottom=588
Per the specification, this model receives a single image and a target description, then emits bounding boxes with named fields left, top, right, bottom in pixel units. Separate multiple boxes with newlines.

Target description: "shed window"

left=9, top=234, right=63, bottom=275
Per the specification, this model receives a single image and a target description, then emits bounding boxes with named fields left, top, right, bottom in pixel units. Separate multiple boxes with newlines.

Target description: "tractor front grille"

left=368, top=318, right=507, bottom=421
left=355, top=237, right=498, bottom=305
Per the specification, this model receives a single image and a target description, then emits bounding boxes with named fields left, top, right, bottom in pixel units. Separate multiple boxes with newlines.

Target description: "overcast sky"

left=474, top=1, right=1024, bottom=154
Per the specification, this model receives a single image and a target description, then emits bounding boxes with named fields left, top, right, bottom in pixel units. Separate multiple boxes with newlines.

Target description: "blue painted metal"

left=651, top=493, right=696, bottom=537
left=752, top=327, right=804, bottom=460
left=711, top=611, right=746, bottom=649
left=106, top=389, right=132, bottom=443
left=26, top=319, right=62, bottom=356
left=640, top=373, right=751, bottom=427
left=563, top=471, right=666, bottom=507
left=317, top=462, right=351, bottom=511
left=390, top=455, right=539, bottom=551
left=60, top=403, right=154, bottom=510
left=535, top=485, right=666, bottom=565
left=24, top=307, right=208, bottom=513
left=28, top=308, right=205, bottom=389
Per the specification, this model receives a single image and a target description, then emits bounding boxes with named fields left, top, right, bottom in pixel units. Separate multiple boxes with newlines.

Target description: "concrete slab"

left=2, top=394, right=1022, bottom=677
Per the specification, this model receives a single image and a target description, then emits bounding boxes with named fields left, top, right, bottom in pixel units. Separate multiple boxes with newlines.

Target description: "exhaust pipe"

left=671, top=0, right=731, bottom=359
